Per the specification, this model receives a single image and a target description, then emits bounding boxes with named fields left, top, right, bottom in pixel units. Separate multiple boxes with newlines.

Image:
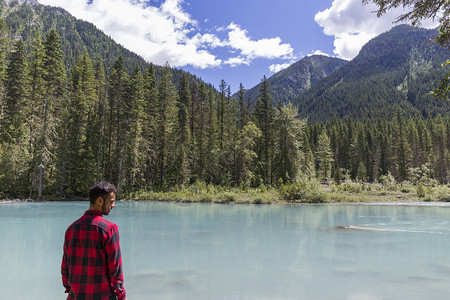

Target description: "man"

left=62, top=181, right=127, bottom=300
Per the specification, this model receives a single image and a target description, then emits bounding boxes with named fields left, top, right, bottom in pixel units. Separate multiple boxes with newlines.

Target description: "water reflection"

left=1, top=201, right=450, bottom=299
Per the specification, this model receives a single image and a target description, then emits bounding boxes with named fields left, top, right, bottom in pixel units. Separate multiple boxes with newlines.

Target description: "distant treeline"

left=0, top=26, right=448, bottom=199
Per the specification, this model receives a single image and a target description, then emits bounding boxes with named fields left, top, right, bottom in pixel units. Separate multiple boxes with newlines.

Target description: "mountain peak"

left=295, top=24, right=450, bottom=122
left=240, top=54, right=347, bottom=105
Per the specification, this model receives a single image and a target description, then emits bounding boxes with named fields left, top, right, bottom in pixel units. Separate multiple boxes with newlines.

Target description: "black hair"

left=88, top=181, right=117, bottom=205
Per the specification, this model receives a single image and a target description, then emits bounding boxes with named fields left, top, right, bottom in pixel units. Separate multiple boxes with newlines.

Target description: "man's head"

left=89, top=181, right=117, bottom=215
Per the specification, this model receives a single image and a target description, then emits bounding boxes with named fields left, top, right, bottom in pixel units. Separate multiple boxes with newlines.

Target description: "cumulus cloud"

left=308, top=50, right=331, bottom=57
left=36, top=0, right=294, bottom=69
left=37, top=0, right=222, bottom=68
left=226, top=22, right=294, bottom=61
left=315, top=0, right=439, bottom=60
left=268, top=55, right=304, bottom=73
left=269, top=62, right=291, bottom=73
left=225, top=56, right=250, bottom=67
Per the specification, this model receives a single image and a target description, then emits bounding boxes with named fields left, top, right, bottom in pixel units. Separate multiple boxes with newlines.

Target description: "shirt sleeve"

left=61, top=234, right=71, bottom=293
left=105, top=224, right=126, bottom=300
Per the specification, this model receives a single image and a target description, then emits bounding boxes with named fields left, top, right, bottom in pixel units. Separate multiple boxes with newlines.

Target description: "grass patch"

left=122, top=182, right=450, bottom=204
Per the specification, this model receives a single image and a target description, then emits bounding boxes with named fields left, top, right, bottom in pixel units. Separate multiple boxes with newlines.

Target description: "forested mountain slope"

left=0, top=0, right=200, bottom=85
left=294, top=25, right=450, bottom=122
left=239, top=55, right=347, bottom=106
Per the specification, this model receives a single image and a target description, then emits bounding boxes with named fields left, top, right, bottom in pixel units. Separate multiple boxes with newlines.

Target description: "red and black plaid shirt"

left=62, top=210, right=126, bottom=300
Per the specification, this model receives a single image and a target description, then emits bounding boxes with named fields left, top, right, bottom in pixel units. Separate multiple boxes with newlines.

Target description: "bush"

left=416, top=184, right=426, bottom=198
left=278, top=179, right=327, bottom=203
left=400, top=181, right=413, bottom=193
left=199, top=194, right=213, bottom=203
left=380, top=172, right=396, bottom=186
left=437, top=194, right=450, bottom=202
left=253, top=197, right=263, bottom=204
left=217, top=192, right=236, bottom=204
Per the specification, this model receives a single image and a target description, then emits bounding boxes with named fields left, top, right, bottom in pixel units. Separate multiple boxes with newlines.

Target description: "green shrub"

left=400, top=181, right=413, bottom=193
left=380, top=172, right=396, bottom=186
left=278, top=180, right=326, bottom=203
left=217, top=192, right=236, bottom=204
left=437, top=194, right=450, bottom=202
left=424, top=196, right=433, bottom=202
left=199, top=194, right=213, bottom=203
left=253, top=197, right=263, bottom=204
left=416, top=184, right=426, bottom=198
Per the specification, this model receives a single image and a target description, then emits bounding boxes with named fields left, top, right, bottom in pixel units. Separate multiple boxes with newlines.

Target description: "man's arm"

left=105, top=224, right=126, bottom=300
left=61, top=240, right=71, bottom=293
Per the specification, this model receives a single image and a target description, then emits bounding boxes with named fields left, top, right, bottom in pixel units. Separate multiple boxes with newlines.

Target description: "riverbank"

left=121, top=181, right=450, bottom=204
left=2, top=181, right=448, bottom=204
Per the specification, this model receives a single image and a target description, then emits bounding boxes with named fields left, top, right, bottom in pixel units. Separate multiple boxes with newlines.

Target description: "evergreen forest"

left=0, top=25, right=448, bottom=200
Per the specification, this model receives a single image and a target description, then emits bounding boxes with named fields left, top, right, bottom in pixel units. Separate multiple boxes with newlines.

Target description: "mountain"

left=293, top=25, right=450, bottom=122
left=237, top=55, right=347, bottom=106
left=0, top=0, right=202, bottom=86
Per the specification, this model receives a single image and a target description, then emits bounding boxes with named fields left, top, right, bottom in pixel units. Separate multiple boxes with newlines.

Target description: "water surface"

left=1, top=201, right=450, bottom=300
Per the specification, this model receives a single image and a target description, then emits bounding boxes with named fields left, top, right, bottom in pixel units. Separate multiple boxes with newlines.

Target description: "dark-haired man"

left=62, top=181, right=127, bottom=300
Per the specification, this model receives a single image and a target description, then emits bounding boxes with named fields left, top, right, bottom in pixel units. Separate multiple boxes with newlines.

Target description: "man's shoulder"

left=69, top=213, right=117, bottom=232
left=91, top=215, right=117, bottom=232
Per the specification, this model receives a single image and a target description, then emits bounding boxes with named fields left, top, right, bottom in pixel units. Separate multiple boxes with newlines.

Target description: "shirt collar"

left=85, top=210, right=103, bottom=216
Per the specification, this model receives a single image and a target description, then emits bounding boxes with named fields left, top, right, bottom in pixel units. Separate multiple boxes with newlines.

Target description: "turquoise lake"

left=2, top=201, right=450, bottom=300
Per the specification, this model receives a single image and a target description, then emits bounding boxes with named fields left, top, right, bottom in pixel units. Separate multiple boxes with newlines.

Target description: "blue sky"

left=37, top=0, right=438, bottom=93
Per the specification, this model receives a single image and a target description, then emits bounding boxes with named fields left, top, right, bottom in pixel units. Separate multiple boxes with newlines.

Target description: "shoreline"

left=2, top=182, right=448, bottom=205
left=2, top=199, right=450, bottom=207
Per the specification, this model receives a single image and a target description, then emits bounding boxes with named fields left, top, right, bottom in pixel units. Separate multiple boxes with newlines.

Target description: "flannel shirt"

left=62, top=210, right=126, bottom=300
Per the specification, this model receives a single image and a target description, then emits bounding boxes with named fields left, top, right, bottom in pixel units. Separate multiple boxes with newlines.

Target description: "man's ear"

left=96, top=196, right=104, bottom=207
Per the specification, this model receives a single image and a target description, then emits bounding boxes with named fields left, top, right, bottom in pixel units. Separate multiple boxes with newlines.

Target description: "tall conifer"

left=3, top=39, right=28, bottom=142
left=38, top=28, right=65, bottom=198
left=254, top=76, right=274, bottom=184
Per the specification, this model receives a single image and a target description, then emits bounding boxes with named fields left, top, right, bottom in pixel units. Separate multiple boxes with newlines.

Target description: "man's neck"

left=89, top=206, right=102, bottom=212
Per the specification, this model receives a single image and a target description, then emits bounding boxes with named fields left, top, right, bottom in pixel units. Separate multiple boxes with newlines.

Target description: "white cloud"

left=36, top=0, right=295, bottom=70
left=225, top=56, right=250, bottom=67
left=269, top=62, right=291, bottom=73
left=38, top=0, right=222, bottom=68
left=315, top=0, right=439, bottom=60
left=226, top=22, right=294, bottom=60
left=308, top=50, right=331, bottom=57
left=268, top=55, right=303, bottom=73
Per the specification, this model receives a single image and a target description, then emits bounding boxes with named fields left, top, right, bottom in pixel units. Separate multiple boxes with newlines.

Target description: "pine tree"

left=218, top=79, right=227, bottom=151
left=356, top=161, right=368, bottom=182
left=433, top=115, right=448, bottom=183
left=235, top=121, right=261, bottom=186
left=27, top=30, right=45, bottom=197
left=142, top=64, right=158, bottom=186
left=0, top=19, right=8, bottom=132
left=316, top=129, right=334, bottom=182
left=302, top=133, right=316, bottom=179
left=0, top=38, right=29, bottom=198
left=417, top=118, right=433, bottom=166
left=394, top=108, right=411, bottom=182
left=254, top=76, right=274, bottom=184
left=3, top=38, right=28, bottom=143
left=224, top=91, right=238, bottom=185
left=408, top=119, right=420, bottom=168
left=237, top=83, right=248, bottom=130
left=155, top=64, right=177, bottom=188
left=123, top=65, right=144, bottom=188
left=173, top=72, right=191, bottom=185
left=91, top=56, right=108, bottom=182
left=273, top=103, right=306, bottom=183
left=107, top=56, right=128, bottom=189
left=38, top=28, right=66, bottom=199
left=57, top=53, right=97, bottom=195
left=189, top=80, right=198, bottom=144
left=193, top=82, right=207, bottom=180
left=204, top=86, right=219, bottom=183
